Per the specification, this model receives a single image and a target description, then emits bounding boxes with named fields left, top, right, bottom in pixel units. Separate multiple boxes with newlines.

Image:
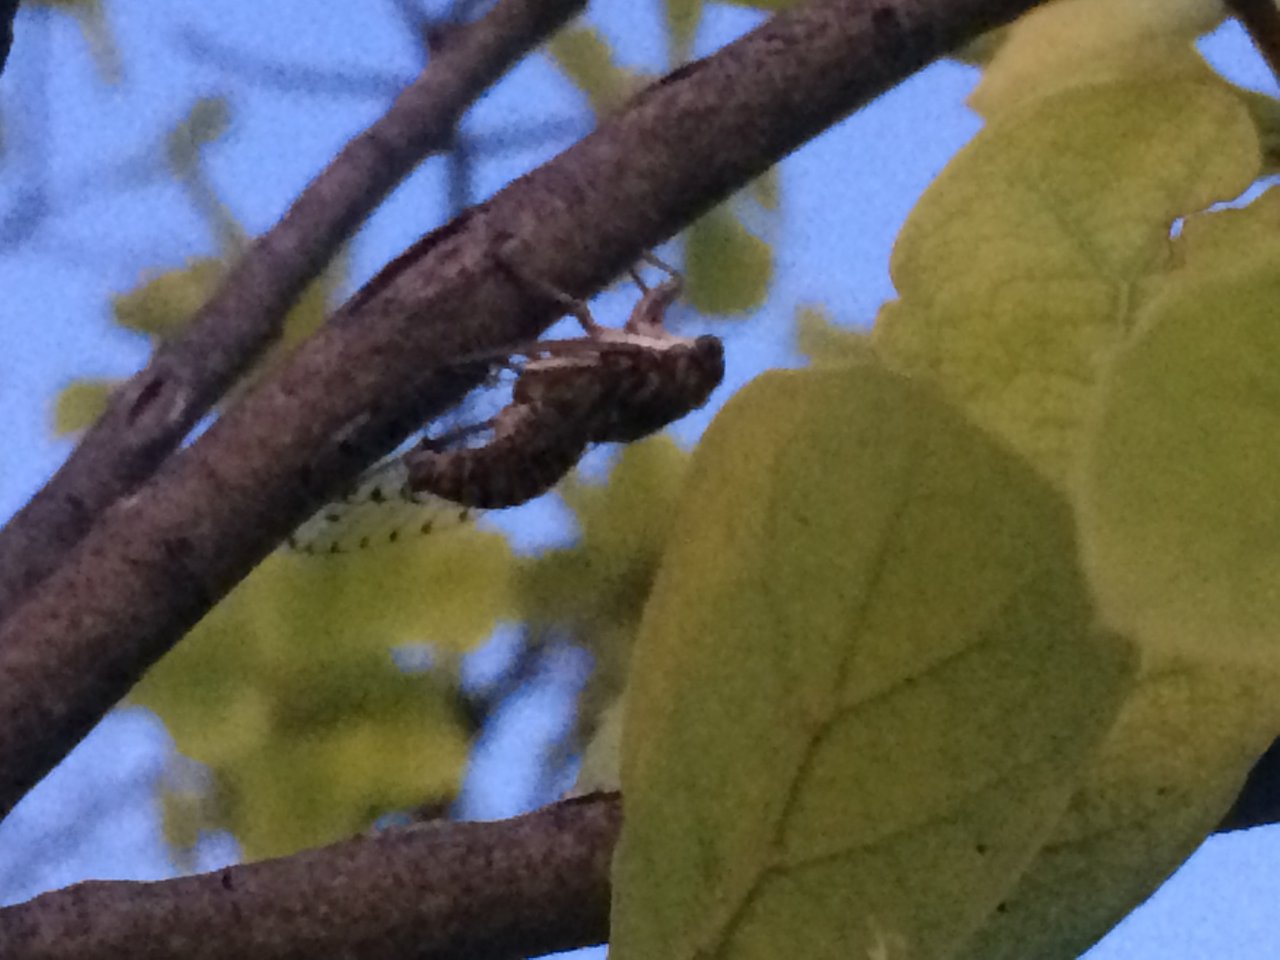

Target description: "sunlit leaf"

left=1080, top=243, right=1280, bottom=667
left=684, top=206, right=772, bottom=314
left=873, top=80, right=1258, bottom=485
left=114, top=257, right=225, bottom=341
left=572, top=696, right=624, bottom=795
left=613, top=366, right=1135, bottom=960
left=794, top=304, right=872, bottom=367
left=969, top=0, right=1226, bottom=119
left=51, top=377, right=116, bottom=436
left=665, top=0, right=702, bottom=62
left=956, top=658, right=1280, bottom=960
left=547, top=25, right=647, bottom=116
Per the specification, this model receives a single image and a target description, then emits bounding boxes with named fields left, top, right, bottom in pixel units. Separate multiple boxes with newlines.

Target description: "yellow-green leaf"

left=969, top=0, right=1226, bottom=119
left=613, top=366, right=1136, bottom=960
left=52, top=378, right=116, bottom=436
left=794, top=304, right=872, bottom=367
left=956, top=659, right=1280, bottom=960
left=114, top=257, right=224, bottom=341
left=684, top=206, right=772, bottom=314
left=518, top=436, right=691, bottom=633
left=547, top=25, right=647, bottom=116
left=665, top=0, right=702, bottom=62
left=746, top=168, right=780, bottom=212
left=1079, top=243, right=1280, bottom=667
left=165, top=97, right=232, bottom=174
left=134, top=526, right=507, bottom=857
left=873, top=80, right=1259, bottom=486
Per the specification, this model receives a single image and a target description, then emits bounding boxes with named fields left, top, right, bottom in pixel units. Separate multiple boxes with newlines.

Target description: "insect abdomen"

left=404, top=402, right=592, bottom=509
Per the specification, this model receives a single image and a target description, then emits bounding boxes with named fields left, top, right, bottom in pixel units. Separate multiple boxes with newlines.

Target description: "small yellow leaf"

left=547, top=25, right=648, bottom=116
left=166, top=97, right=233, bottom=174
left=114, top=258, right=224, bottom=341
left=794, top=305, right=872, bottom=367
left=51, top=378, right=116, bottom=436
left=684, top=206, right=772, bottom=315
left=665, top=0, right=702, bottom=61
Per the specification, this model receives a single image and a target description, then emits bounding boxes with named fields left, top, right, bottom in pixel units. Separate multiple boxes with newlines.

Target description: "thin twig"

left=1226, top=0, right=1280, bottom=90
left=0, top=0, right=586, bottom=620
left=0, top=793, right=621, bottom=960
left=180, top=27, right=411, bottom=98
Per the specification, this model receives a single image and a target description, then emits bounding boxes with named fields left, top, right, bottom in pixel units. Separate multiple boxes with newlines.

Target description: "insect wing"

left=287, top=457, right=477, bottom=555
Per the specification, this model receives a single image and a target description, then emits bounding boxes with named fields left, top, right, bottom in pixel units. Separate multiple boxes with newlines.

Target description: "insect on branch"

left=289, top=256, right=725, bottom=552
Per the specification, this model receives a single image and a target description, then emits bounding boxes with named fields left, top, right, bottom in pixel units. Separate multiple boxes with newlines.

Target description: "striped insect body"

left=288, top=258, right=724, bottom=553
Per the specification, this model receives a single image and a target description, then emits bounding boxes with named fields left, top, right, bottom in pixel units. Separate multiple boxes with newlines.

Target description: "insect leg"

left=495, top=253, right=605, bottom=337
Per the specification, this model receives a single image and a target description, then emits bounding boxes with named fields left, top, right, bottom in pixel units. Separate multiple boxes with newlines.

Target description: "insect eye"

left=694, top=335, right=725, bottom=367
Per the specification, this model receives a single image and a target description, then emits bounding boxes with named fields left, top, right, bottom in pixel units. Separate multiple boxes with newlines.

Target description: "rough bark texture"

left=0, top=794, right=621, bottom=960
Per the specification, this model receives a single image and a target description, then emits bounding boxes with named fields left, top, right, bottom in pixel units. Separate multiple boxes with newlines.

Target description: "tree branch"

left=0, top=793, right=621, bottom=960
left=1225, top=0, right=1280, bottom=90
left=0, top=0, right=586, bottom=619
left=0, top=0, right=1060, bottom=822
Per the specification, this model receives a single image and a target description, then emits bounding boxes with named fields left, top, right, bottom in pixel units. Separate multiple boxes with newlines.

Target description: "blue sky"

left=0, top=2, right=1277, bottom=957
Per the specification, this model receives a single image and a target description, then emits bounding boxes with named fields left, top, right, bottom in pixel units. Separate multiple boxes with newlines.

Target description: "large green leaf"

left=873, top=80, right=1259, bottom=486
left=1080, top=240, right=1280, bottom=667
left=956, top=658, right=1280, bottom=959
left=613, top=366, right=1136, bottom=960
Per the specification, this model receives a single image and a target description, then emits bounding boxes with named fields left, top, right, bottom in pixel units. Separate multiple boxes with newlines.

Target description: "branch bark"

left=0, top=0, right=1059, bottom=824
left=0, top=0, right=585, bottom=619
left=0, top=793, right=621, bottom=960
left=4, top=751, right=1279, bottom=960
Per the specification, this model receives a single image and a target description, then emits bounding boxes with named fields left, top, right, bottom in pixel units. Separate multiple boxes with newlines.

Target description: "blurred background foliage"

left=19, top=0, right=785, bottom=864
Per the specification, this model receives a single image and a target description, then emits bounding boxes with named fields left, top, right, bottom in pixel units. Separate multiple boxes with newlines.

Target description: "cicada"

left=289, top=258, right=724, bottom=553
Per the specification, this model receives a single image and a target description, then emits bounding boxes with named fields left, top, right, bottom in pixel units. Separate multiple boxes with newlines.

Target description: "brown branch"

left=1226, top=0, right=1280, bottom=90
left=0, top=0, right=586, bottom=620
left=0, top=793, right=621, bottom=960
left=6, top=754, right=1277, bottom=960
left=179, top=27, right=411, bottom=98
left=0, top=0, right=1057, bottom=823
